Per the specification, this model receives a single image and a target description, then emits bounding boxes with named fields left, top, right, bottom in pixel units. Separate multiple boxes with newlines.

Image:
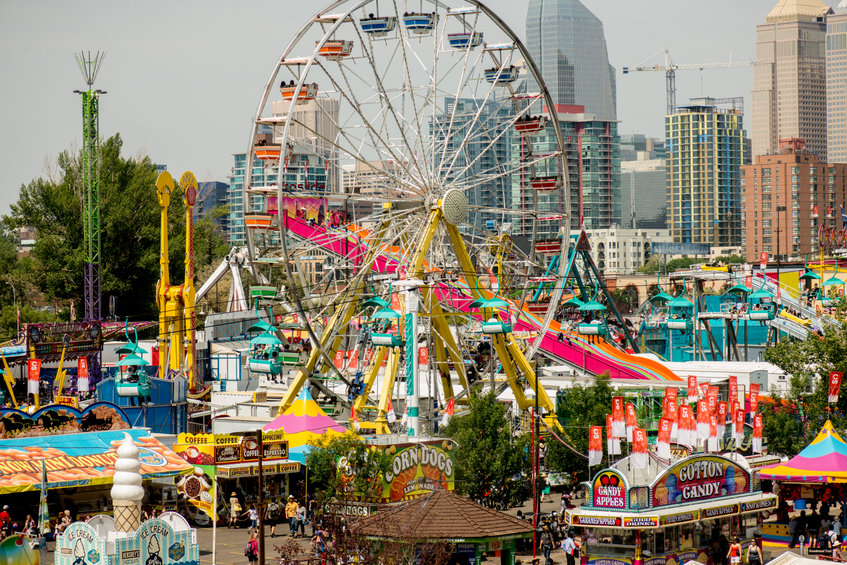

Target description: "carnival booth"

left=567, top=453, right=777, bottom=565
left=757, top=420, right=847, bottom=547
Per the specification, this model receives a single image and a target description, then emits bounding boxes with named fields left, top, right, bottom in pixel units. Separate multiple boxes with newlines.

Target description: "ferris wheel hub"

left=441, top=189, right=468, bottom=226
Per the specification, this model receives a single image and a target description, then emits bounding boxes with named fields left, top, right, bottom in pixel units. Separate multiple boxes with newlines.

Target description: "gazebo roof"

left=353, top=489, right=534, bottom=541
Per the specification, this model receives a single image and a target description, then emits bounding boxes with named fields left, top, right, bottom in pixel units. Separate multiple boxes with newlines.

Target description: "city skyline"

left=1, top=1, right=801, bottom=218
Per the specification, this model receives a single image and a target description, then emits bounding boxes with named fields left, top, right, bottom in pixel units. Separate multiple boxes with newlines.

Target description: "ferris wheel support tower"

left=74, top=51, right=106, bottom=322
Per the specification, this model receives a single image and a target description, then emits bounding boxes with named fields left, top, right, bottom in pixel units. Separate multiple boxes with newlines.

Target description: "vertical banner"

left=706, top=387, right=719, bottom=416
left=347, top=349, right=359, bottom=370
left=760, top=252, right=768, bottom=270
left=708, top=415, right=718, bottom=452
left=829, top=371, right=843, bottom=404
left=27, top=358, right=41, bottom=396
left=678, top=405, right=695, bottom=447
left=606, top=415, right=621, bottom=455
left=728, top=375, right=738, bottom=407
left=588, top=426, right=603, bottom=467
left=334, top=350, right=345, bottom=370
left=749, top=383, right=760, bottom=414
left=418, top=347, right=429, bottom=366
left=611, top=397, right=625, bottom=438
left=632, top=428, right=648, bottom=469
left=625, top=403, right=637, bottom=442
left=687, top=375, right=698, bottom=404
left=664, top=386, right=678, bottom=407
left=717, top=402, right=728, bottom=438
left=696, top=400, right=710, bottom=441
left=734, top=408, right=745, bottom=446
left=77, top=357, right=90, bottom=393
left=752, top=414, right=764, bottom=454
left=657, top=418, right=672, bottom=459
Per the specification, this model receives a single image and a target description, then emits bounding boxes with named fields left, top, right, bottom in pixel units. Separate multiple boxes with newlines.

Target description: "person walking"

left=540, top=524, right=555, bottom=565
left=245, top=531, right=258, bottom=565
left=561, top=530, right=576, bottom=565
left=726, top=537, right=742, bottom=565
left=746, top=539, right=762, bottom=565
left=266, top=499, right=280, bottom=537
left=243, top=504, right=258, bottom=532
left=229, top=492, right=242, bottom=528
left=285, top=495, right=298, bottom=537
left=296, top=501, right=307, bottom=537
left=311, top=527, right=327, bottom=561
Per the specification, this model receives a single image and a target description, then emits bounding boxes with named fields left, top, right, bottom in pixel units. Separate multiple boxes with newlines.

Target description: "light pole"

left=776, top=205, right=787, bottom=284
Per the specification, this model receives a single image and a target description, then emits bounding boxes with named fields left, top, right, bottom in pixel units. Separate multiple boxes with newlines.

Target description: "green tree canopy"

left=441, top=391, right=529, bottom=507
left=304, top=433, right=391, bottom=503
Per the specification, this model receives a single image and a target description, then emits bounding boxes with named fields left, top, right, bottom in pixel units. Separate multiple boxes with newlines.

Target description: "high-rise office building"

left=742, top=138, right=847, bottom=263
left=526, top=0, right=617, bottom=121
left=827, top=2, right=847, bottom=163
left=752, top=0, right=830, bottom=159
left=196, top=181, right=230, bottom=236
left=620, top=159, right=666, bottom=230
left=666, top=100, right=745, bottom=248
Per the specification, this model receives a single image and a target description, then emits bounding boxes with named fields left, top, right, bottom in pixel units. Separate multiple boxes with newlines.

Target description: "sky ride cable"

left=533, top=411, right=587, bottom=460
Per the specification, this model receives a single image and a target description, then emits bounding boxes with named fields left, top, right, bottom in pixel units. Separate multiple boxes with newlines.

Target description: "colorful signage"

left=571, top=515, right=622, bottom=527
left=651, top=454, right=750, bottom=508
left=115, top=518, right=199, bottom=565
left=25, top=321, right=103, bottom=361
left=741, top=498, right=777, bottom=513
left=55, top=521, right=105, bottom=565
left=380, top=441, right=455, bottom=502
left=0, top=402, right=131, bottom=439
left=174, top=432, right=288, bottom=466
left=175, top=466, right=216, bottom=520
left=592, top=470, right=627, bottom=509
left=216, top=462, right=300, bottom=478
left=660, top=510, right=700, bottom=525
left=703, top=503, right=738, bottom=518
left=623, top=516, right=658, bottom=528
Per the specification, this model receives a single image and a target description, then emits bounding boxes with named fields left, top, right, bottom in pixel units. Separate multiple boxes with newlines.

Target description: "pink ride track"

left=283, top=212, right=681, bottom=382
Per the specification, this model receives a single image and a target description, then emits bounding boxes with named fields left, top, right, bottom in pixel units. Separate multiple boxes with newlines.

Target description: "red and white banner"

left=657, top=417, right=672, bottom=459
left=77, top=357, right=89, bottom=393
left=708, top=415, right=719, bottom=452
left=347, top=350, right=359, bottom=369
left=829, top=371, right=843, bottom=404
left=678, top=404, right=696, bottom=448
left=665, top=386, right=678, bottom=406
left=717, top=401, right=728, bottom=438
left=733, top=407, right=745, bottom=446
left=588, top=426, right=603, bottom=467
left=27, top=358, right=41, bottom=396
left=418, top=347, right=429, bottom=366
left=728, top=375, right=738, bottom=407
left=760, top=252, right=768, bottom=270
left=611, top=397, right=625, bottom=438
left=696, top=400, right=710, bottom=441
left=749, top=383, right=760, bottom=414
left=813, top=205, right=819, bottom=218
left=632, top=428, right=648, bottom=469
left=350, top=406, right=361, bottom=430
left=687, top=375, right=698, bottom=404
left=441, top=397, right=455, bottom=427
left=386, top=397, right=397, bottom=423
left=706, top=387, right=719, bottom=415
left=606, top=415, right=621, bottom=455
left=752, top=414, right=763, bottom=454
left=334, top=350, right=345, bottom=370
left=625, top=402, right=637, bottom=442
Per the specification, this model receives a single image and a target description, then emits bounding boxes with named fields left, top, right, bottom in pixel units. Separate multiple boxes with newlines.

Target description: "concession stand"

left=566, top=452, right=777, bottom=565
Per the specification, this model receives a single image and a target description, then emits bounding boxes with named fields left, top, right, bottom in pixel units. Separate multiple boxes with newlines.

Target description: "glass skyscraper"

left=526, top=0, right=617, bottom=122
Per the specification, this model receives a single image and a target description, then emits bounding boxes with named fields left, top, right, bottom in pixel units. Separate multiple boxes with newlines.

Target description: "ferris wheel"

left=244, top=0, right=569, bottom=430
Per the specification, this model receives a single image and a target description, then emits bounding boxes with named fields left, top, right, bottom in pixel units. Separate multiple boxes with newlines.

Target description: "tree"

left=3, top=135, right=224, bottom=320
left=441, top=391, right=529, bottom=507
left=762, top=323, right=847, bottom=456
left=546, top=372, right=614, bottom=483
left=304, top=433, right=392, bottom=504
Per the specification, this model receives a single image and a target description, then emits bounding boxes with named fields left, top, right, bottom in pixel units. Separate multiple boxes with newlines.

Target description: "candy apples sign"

left=380, top=440, right=455, bottom=502
left=651, top=454, right=749, bottom=508
left=592, top=470, right=627, bottom=509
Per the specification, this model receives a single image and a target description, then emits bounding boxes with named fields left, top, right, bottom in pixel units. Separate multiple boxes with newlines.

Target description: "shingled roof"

left=352, top=489, right=535, bottom=541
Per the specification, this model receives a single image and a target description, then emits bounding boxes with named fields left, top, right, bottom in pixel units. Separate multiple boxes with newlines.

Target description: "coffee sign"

left=651, top=454, right=749, bottom=508
left=592, top=470, right=627, bottom=509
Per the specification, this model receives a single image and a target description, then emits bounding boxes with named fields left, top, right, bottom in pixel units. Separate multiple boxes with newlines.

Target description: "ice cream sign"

left=651, top=454, right=749, bottom=508
left=592, top=470, right=627, bottom=509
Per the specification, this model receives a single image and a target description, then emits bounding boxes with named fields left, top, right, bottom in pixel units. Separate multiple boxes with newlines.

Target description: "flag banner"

left=749, top=383, right=760, bottom=414
left=77, top=357, right=89, bottom=393
left=733, top=408, right=745, bottom=446
left=829, top=371, right=843, bottom=404
left=625, top=402, right=637, bottom=442
left=728, top=375, right=738, bottom=407
left=665, top=386, right=678, bottom=407
left=27, top=358, right=41, bottom=396
left=588, top=426, right=603, bottom=467
left=606, top=415, right=621, bottom=455
left=696, top=400, right=710, bottom=441
left=657, top=417, right=672, bottom=459
left=687, top=375, right=698, bottom=404
left=445, top=398, right=455, bottom=418
left=386, top=398, right=397, bottom=423
left=678, top=405, right=696, bottom=447
left=752, top=414, right=763, bottom=454
left=698, top=382, right=710, bottom=399
left=706, top=387, right=719, bottom=415
left=611, top=397, right=625, bottom=438
left=813, top=205, right=819, bottom=218
left=717, top=401, right=728, bottom=438
left=334, top=350, right=345, bottom=370
left=632, top=428, right=648, bottom=469
left=351, top=406, right=361, bottom=431
left=400, top=410, right=408, bottom=426
left=708, top=415, right=718, bottom=453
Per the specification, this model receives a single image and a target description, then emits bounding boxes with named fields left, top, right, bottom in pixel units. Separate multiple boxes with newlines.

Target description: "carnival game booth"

left=757, top=420, right=847, bottom=548
left=566, top=452, right=777, bottom=565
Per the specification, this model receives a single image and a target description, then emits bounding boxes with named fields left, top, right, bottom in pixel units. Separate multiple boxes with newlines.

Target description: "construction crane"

left=73, top=51, right=106, bottom=322
left=622, top=48, right=753, bottom=115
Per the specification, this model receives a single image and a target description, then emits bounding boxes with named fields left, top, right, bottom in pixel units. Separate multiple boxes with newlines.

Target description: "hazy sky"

left=0, top=1, right=805, bottom=217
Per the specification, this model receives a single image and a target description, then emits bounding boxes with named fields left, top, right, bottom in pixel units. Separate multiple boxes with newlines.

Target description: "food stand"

left=566, top=452, right=777, bottom=565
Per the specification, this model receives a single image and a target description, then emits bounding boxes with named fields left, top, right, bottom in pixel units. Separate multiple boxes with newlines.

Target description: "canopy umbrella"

left=469, top=297, right=510, bottom=309
left=247, top=320, right=277, bottom=333
left=578, top=300, right=607, bottom=312
left=250, top=332, right=283, bottom=346
left=750, top=288, right=774, bottom=300
left=263, top=388, right=347, bottom=463
left=822, top=276, right=844, bottom=287
left=758, top=421, right=847, bottom=483
left=563, top=297, right=584, bottom=308
left=724, top=283, right=752, bottom=295
left=650, top=291, right=674, bottom=303
left=362, top=296, right=391, bottom=309
left=116, top=343, right=148, bottom=356
left=116, top=354, right=147, bottom=367
left=799, top=269, right=822, bottom=281
left=371, top=307, right=401, bottom=320
left=668, top=296, right=693, bottom=308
